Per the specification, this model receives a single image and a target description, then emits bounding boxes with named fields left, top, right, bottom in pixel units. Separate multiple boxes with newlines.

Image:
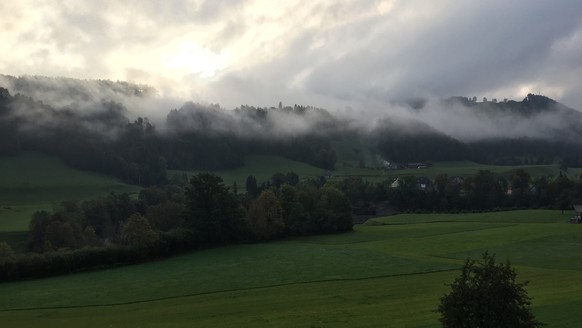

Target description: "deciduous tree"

left=314, top=186, right=353, bottom=233
left=245, top=175, right=259, bottom=197
left=280, top=184, right=310, bottom=235
left=438, top=252, right=543, bottom=328
left=185, top=173, right=248, bottom=244
left=0, top=241, right=14, bottom=257
left=248, top=189, right=284, bottom=240
left=121, top=214, right=159, bottom=247
left=146, top=202, right=185, bottom=232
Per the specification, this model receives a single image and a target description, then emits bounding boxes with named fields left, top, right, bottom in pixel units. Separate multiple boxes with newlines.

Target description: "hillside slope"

left=0, top=211, right=580, bottom=327
left=0, top=152, right=139, bottom=233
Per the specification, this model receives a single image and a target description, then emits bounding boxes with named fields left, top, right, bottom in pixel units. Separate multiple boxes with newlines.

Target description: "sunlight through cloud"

left=162, top=41, right=229, bottom=79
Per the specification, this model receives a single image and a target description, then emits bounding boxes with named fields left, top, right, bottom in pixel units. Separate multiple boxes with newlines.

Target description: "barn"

left=571, top=205, right=582, bottom=223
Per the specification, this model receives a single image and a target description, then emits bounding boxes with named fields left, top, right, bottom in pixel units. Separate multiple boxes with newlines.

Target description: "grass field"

left=1, top=210, right=581, bottom=327
left=334, top=161, right=582, bottom=182
left=331, top=138, right=582, bottom=181
left=171, top=154, right=582, bottom=190
left=169, top=155, right=326, bottom=189
left=0, top=153, right=139, bottom=249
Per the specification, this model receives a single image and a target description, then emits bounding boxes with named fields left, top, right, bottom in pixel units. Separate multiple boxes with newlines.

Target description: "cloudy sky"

left=2, top=0, right=582, bottom=110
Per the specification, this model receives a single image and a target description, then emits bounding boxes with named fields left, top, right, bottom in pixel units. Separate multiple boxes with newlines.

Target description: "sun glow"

left=162, top=41, right=229, bottom=79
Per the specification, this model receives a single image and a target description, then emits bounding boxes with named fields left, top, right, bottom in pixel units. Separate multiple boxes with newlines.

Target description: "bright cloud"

left=1, top=0, right=582, bottom=110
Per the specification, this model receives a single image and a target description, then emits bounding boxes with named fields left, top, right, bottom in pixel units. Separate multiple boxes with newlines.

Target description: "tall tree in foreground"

left=185, top=173, right=248, bottom=245
left=313, top=186, right=353, bottom=233
left=245, top=175, right=259, bottom=197
left=438, top=252, right=543, bottom=328
left=0, top=241, right=14, bottom=257
left=121, top=214, right=159, bottom=248
left=248, top=189, right=284, bottom=240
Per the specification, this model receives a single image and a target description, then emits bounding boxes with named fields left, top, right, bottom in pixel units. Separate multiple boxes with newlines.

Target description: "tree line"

left=2, top=167, right=581, bottom=281
left=0, top=173, right=352, bottom=282
left=336, top=169, right=582, bottom=213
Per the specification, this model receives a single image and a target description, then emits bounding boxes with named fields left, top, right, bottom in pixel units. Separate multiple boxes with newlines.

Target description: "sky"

left=2, top=0, right=582, bottom=111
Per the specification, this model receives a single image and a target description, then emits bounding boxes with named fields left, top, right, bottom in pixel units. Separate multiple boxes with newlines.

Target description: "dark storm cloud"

left=300, top=1, right=582, bottom=107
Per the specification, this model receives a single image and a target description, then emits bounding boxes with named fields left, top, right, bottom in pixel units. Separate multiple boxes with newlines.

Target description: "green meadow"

left=335, top=161, right=582, bottom=182
left=1, top=210, right=581, bottom=327
left=330, top=138, right=582, bottom=181
left=0, top=153, right=139, bottom=251
left=171, top=154, right=581, bottom=190
left=2, top=153, right=581, bottom=326
left=169, top=155, right=325, bottom=189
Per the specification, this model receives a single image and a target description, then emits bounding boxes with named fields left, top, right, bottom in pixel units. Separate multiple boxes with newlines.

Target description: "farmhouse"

left=417, top=177, right=432, bottom=190
left=407, top=162, right=428, bottom=169
left=390, top=177, right=400, bottom=188
left=571, top=205, right=582, bottom=223
left=449, top=176, right=465, bottom=186
left=389, top=177, right=433, bottom=190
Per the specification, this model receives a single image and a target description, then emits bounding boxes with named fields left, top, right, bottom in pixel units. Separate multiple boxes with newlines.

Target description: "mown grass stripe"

left=0, top=268, right=459, bottom=312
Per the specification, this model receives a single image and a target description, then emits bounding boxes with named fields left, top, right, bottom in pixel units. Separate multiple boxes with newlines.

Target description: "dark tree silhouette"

left=438, top=252, right=543, bottom=328
left=245, top=175, right=259, bottom=196
left=248, top=189, right=284, bottom=240
left=185, top=173, right=248, bottom=245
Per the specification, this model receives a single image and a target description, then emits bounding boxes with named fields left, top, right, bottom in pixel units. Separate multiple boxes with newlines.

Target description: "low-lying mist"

left=408, top=96, right=582, bottom=143
left=3, top=74, right=582, bottom=186
left=2, top=74, right=582, bottom=146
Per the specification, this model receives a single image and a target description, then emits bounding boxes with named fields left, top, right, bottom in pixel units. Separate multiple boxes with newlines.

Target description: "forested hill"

left=0, top=83, right=339, bottom=185
left=2, top=75, right=582, bottom=186
left=0, top=74, right=155, bottom=105
left=445, top=94, right=573, bottom=116
left=435, top=94, right=582, bottom=165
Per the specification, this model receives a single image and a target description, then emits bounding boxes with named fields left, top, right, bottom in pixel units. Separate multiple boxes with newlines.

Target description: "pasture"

left=171, top=154, right=581, bottom=191
left=1, top=210, right=581, bottom=327
left=168, top=155, right=325, bottom=189
left=330, top=138, right=582, bottom=181
left=0, top=153, right=139, bottom=250
left=334, top=161, right=582, bottom=182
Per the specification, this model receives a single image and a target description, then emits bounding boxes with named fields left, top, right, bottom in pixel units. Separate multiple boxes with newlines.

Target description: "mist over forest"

left=2, top=74, right=582, bottom=186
